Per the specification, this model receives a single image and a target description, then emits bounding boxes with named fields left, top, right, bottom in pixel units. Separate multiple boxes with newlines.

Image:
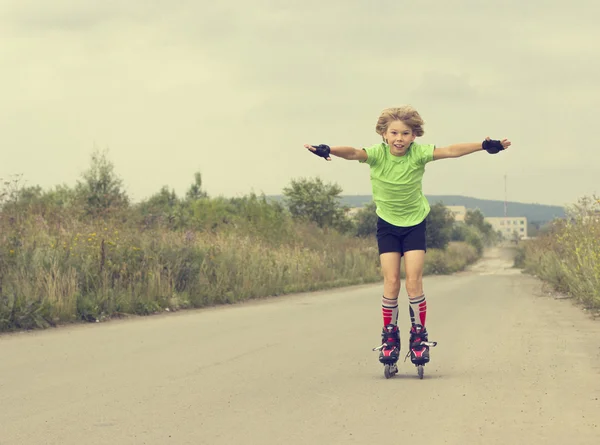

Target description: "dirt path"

left=1, top=248, right=599, bottom=444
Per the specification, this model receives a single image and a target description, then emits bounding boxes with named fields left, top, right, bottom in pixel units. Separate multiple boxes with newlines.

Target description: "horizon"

left=2, top=169, right=565, bottom=209
left=267, top=193, right=566, bottom=208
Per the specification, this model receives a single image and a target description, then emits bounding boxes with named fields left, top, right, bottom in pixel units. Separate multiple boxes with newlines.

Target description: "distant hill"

left=268, top=194, right=566, bottom=224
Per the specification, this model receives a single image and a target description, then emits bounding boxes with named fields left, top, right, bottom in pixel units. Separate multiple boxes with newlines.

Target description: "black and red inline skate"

left=405, top=324, right=437, bottom=379
left=372, top=324, right=401, bottom=379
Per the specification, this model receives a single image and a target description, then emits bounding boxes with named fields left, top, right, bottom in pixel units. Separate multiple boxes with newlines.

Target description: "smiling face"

left=383, top=120, right=416, bottom=156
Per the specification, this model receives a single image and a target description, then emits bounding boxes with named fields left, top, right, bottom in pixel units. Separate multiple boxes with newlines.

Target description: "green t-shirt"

left=360, top=142, right=435, bottom=227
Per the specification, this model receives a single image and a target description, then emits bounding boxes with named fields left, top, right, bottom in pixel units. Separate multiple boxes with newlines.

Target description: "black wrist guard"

left=311, top=144, right=331, bottom=159
left=482, top=139, right=504, bottom=154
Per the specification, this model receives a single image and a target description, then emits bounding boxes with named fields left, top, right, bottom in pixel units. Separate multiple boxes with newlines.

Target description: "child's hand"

left=304, top=144, right=331, bottom=161
left=482, top=137, right=511, bottom=154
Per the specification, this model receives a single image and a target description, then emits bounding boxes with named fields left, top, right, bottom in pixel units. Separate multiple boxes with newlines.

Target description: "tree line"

left=1, top=150, right=498, bottom=251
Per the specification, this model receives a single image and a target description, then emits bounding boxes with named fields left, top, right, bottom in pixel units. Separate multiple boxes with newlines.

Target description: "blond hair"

left=375, top=106, right=425, bottom=139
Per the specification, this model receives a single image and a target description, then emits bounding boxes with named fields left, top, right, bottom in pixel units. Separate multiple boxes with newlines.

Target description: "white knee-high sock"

left=409, top=294, right=427, bottom=327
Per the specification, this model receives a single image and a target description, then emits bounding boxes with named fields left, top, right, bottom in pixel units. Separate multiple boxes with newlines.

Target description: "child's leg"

left=376, top=216, right=403, bottom=327
left=375, top=218, right=403, bottom=364
left=404, top=249, right=432, bottom=364
left=403, top=249, right=427, bottom=327
left=377, top=252, right=402, bottom=363
left=380, top=252, right=402, bottom=326
left=402, top=220, right=428, bottom=328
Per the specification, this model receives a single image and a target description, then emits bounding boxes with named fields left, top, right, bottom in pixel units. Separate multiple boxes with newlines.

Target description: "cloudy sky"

left=1, top=0, right=598, bottom=207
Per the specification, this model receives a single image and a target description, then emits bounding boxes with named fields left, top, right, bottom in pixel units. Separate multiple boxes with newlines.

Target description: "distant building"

left=445, top=205, right=467, bottom=222
left=485, top=216, right=528, bottom=239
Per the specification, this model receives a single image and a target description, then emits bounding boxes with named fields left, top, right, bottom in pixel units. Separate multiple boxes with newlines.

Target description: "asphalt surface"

left=1, top=248, right=599, bottom=444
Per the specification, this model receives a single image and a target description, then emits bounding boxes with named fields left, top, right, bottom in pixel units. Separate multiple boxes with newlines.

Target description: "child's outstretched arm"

left=304, top=144, right=368, bottom=162
left=433, top=137, right=511, bottom=161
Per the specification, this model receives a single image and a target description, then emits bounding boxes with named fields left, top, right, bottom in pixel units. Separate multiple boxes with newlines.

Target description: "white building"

left=485, top=216, right=528, bottom=239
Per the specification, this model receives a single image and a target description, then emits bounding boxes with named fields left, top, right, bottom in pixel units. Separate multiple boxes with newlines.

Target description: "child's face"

left=384, top=120, right=416, bottom=156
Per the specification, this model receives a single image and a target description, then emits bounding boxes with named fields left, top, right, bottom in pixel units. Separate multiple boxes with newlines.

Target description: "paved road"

left=1, top=248, right=599, bottom=444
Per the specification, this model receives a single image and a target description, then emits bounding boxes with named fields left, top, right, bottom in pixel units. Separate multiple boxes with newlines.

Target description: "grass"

left=423, top=242, right=479, bottom=275
left=514, top=196, right=600, bottom=310
left=0, top=214, right=482, bottom=332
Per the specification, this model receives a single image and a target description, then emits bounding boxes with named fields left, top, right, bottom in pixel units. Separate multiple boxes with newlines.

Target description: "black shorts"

left=376, top=217, right=427, bottom=256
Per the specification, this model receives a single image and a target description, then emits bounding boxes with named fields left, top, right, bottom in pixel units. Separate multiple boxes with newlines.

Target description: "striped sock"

left=382, top=296, right=399, bottom=327
left=409, top=294, right=427, bottom=327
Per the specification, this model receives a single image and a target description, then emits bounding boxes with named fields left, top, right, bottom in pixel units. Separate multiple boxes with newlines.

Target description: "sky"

left=1, top=0, right=599, bottom=207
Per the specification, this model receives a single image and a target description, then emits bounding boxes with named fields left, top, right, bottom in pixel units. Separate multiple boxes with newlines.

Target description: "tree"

left=145, top=186, right=179, bottom=210
left=282, top=177, right=351, bottom=231
left=76, top=149, right=128, bottom=216
left=425, top=202, right=455, bottom=250
left=137, top=186, right=181, bottom=228
left=185, top=171, right=208, bottom=201
left=527, top=221, right=542, bottom=238
left=464, top=208, right=495, bottom=244
left=354, top=201, right=378, bottom=237
left=464, top=208, right=485, bottom=229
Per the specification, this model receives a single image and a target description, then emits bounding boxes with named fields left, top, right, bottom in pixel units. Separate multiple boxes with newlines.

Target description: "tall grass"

left=0, top=215, right=382, bottom=330
left=424, top=242, right=479, bottom=275
left=0, top=191, right=482, bottom=332
left=515, top=196, right=600, bottom=309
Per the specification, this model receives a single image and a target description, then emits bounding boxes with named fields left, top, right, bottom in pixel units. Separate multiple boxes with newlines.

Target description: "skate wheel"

left=383, top=363, right=398, bottom=379
left=417, top=365, right=424, bottom=379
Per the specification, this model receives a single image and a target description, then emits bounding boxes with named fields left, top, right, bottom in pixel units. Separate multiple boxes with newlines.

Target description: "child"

left=304, top=106, right=511, bottom=372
